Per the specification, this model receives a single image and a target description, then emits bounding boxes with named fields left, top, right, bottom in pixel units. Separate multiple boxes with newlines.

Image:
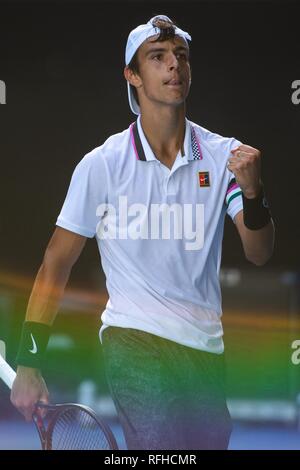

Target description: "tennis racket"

left=0, top=354, right=118, bottom=450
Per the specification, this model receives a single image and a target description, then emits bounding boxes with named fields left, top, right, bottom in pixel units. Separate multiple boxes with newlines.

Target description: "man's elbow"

left=245, top=248, right=273, bottom=266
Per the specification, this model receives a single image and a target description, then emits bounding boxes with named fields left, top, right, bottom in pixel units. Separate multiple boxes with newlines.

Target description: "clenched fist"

left=227, top=144, right=262, bottom=199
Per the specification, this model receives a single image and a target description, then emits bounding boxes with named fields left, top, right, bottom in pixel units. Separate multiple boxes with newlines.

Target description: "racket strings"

left=49, top=408, right=113, bottom=450
left=52, top=410, right=96, bottom=450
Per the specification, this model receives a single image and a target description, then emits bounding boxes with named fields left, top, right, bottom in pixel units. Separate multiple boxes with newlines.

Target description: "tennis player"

left=11, top=15, right=274, bottom=449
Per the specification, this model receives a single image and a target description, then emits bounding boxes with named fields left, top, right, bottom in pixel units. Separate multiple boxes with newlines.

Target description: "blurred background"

left=0, top=0, right=300, bottom=449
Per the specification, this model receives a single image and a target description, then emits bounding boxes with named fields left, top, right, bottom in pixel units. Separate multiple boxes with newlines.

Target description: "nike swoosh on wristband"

left=29, top=334, right=38, bottom=354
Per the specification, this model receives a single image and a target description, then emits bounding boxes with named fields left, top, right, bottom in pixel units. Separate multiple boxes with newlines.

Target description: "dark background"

left=0, top=1, right=299, bottom=288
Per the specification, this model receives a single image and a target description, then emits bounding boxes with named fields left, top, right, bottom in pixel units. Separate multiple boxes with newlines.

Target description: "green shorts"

left=102, top=326, right=232, bottom=450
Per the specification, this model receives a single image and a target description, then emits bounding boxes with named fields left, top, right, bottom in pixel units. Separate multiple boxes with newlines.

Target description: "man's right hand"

left=10, top=366, right=49, bottom=422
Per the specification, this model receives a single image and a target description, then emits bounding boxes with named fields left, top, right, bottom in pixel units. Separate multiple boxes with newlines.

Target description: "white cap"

left=125, top=15, right=192, bottom=115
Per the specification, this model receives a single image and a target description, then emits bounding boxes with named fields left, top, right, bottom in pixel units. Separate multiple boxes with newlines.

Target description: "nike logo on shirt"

left=29, top=334, right=38, bottom=354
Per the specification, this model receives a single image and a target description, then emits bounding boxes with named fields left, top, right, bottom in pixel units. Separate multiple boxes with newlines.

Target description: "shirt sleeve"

left=56, top=149, right=108, bottom=238
left=225, top=175, right=243, bottom=221
left=224, top=137, right=243, bottom=221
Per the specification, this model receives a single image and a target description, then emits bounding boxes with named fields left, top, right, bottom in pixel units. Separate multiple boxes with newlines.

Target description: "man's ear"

left=124, top=66, right=142, bottom=89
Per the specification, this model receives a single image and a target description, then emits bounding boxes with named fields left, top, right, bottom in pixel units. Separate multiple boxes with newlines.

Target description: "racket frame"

left=34, top=401, right=119, bottom=450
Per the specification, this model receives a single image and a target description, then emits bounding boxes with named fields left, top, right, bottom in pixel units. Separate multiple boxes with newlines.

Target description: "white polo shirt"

left=56, top=117, right=243, bottom=354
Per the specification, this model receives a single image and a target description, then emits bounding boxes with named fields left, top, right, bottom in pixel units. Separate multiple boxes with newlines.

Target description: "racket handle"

left=0, top=354, right=17, bottom=390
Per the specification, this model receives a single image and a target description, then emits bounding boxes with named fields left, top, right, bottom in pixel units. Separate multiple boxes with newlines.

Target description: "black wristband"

left=16, top=321, right=51, bottom=369
left=242, top=187, right=272, bottom=230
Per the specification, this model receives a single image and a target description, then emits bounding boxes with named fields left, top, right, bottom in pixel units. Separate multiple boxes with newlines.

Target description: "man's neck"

left=140, top=105, right=186, bottom=168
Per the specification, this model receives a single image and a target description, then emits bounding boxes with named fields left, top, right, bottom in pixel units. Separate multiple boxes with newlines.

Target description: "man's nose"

left=167, top=53, right=180, bottom=70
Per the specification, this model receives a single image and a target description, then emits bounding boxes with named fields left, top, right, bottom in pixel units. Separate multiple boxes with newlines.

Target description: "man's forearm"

left=15, top=258, right=72, bottom=369
left=16, top=229, right=86, bottom=367
left=239, top=218, right=275, bottom=266
left=25, top=259, right=72, bottom=325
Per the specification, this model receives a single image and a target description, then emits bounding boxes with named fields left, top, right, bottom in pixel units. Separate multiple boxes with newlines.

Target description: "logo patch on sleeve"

left=198, top=171, right=210, bottom=187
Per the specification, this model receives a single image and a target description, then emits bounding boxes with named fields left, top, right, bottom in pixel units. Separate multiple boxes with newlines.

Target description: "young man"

left=11, top=15, right=274, bottom=449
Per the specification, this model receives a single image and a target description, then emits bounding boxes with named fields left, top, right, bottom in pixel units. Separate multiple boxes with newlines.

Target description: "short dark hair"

left=128, top=16, right=178, bottom=106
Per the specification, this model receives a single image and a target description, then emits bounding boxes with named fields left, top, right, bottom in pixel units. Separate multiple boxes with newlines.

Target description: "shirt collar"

left=130, top=117, right=202, bottom=162
left=136, top=116, right=157, bottom=162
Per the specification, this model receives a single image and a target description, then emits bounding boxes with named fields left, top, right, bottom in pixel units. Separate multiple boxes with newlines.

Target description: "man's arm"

left=227, top=143, right=275, bottom=266
left=234, top=212, right=274, bottom=266
left=11, top=227, right=87, bottom=421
